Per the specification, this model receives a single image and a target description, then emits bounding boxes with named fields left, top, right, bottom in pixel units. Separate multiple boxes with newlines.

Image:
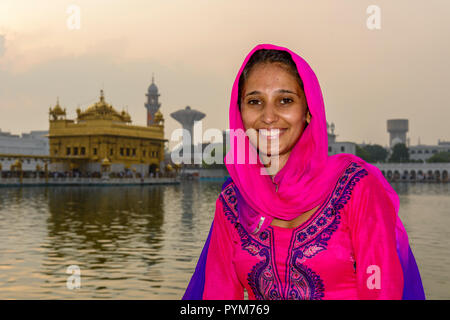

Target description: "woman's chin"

left=257, top=148, right=285, bottom=159
left=257, top=144, right=286, bottom=157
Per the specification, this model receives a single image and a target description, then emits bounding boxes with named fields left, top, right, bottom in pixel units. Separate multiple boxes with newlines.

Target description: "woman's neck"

left=262, top=151, right=291, bottom=178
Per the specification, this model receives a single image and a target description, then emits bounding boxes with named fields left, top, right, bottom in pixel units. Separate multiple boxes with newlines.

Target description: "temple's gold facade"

left=48, top=91, right=166, bottom=176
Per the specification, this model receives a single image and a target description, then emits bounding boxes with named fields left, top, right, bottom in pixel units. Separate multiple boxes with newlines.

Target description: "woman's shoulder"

left=332, top=159, right=370, bottom=195
left=333, top=156, right=388, bottom=191
left=337, top=159, right=399, bottom=222
left=212, top=178, right=242, bottom=238
left=330, top=158, right=398, bottom=215
left=216, top=177, right=239, bottom=219
left=342, top=159, right=392, bottom=194
left=221, top=176, right=234, bottom=191
left=219, top=177, right=239, bottom=205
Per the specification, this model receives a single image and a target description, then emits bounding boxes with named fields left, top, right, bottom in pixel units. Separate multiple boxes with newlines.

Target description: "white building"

left=327, top=122, right=356, bottom=156
left=0, top=129, right=49, bottom=155
left=0, top=129, right=49, bottom=172
left=408, top=140, right=450, bottom=162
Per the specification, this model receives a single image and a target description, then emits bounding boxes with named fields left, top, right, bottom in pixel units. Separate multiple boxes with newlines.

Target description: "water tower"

left=170, top=106, right=206, bottom=148
left=387, top=119, right=408, bottom=148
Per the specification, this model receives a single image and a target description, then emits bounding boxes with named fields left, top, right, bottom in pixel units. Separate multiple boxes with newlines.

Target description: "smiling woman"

left=238, top=50, right=311, bottom=176
left=183, top=44, right=425, bottom=300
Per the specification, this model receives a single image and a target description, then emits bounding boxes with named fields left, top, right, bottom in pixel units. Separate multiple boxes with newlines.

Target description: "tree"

left=356, top=144, right=389, bottom=163
left=356, top=145, right=373, bottom=162
left=427, top=151, right=450, bottom=163
left=363, top=144, right=388, bottom=162
left=389, top=143, right=409, bottom=163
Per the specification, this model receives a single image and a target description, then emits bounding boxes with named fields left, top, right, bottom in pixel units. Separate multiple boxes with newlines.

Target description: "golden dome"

left=120, top=110, right=132, bottom=122
left=77, top=90, right=132, bottom=123
left=13, top=159, right=22, bottom=168
left=49, top=97, right=66, bottom=119
left=154, top=109, right=164, bottom=124
left=69, top=162, right=79, bottom=169
left=101, top=157, right=111, bottom=166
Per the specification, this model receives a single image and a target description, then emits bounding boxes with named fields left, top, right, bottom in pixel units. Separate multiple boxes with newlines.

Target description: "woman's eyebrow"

left=244, top=89, right=299, bottom=97
left=244, top=90, right=261, bottom=97
left=277, top=89, right=300, bottom=97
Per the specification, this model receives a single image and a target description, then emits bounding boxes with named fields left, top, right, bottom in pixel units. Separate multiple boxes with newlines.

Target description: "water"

left=0, top=181, right=448, bottom=299
left=391, top=182, right=450, bottom=300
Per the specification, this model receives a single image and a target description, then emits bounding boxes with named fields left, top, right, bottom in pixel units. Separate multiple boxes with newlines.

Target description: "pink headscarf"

left=224, top=43, right=399, bottom=235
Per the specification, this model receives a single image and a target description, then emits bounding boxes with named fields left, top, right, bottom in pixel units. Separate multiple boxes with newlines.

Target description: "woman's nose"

left=261, top=102, right=278, bottom=124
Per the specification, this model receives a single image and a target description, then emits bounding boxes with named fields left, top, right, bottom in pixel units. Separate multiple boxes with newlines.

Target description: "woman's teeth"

left=258, top=129, right=285, bottom=138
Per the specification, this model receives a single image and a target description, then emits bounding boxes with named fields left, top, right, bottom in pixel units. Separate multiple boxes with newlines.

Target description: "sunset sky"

left=0, top=0, right=449, bottom=149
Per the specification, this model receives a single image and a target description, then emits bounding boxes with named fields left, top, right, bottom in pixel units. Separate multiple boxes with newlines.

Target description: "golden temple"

left=48, top=90, right=166, bottom=176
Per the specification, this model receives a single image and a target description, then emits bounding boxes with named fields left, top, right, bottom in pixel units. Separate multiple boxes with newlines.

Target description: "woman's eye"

left=281, top=97, right=293, bottom=104
left=247, top=99, right=260, bottom=105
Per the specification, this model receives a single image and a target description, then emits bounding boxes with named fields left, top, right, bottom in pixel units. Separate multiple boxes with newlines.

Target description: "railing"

left=374, top=163, right=450, bottom=183
left=0, top=176, right=180, bottom=186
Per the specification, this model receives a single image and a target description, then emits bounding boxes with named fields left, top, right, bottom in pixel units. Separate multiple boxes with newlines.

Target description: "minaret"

left=145, top=73, right=161, bottom=126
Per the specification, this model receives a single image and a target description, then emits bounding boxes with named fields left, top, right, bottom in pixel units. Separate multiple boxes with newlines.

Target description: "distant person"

left=183, top=44, right=425, bottom=300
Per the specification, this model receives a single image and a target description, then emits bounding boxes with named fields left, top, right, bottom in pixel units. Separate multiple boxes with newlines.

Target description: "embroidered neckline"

left=268, top=202, right=326, bottom=233
left=220, top=161, right=368, bottom=247
left=266, top=162, right=353, bottom=232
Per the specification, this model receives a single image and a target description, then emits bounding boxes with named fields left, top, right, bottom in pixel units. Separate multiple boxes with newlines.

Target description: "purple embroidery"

left=248, top=246, right=283, bottom=300
left=287, top=261, right=324, bottom=300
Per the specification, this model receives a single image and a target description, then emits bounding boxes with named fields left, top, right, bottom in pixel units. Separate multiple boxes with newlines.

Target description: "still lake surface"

left=0, top=181, right=448, bottom=299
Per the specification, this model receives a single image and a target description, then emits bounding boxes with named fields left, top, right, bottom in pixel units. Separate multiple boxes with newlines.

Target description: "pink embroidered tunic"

left=202, top=163, right=405, bottom=300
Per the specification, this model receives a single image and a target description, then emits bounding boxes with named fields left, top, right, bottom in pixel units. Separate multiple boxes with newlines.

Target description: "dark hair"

left=237, top=49, right=305, bottom=110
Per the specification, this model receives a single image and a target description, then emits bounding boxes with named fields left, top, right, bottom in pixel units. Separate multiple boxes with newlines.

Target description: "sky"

left=0, top=0, right=449, bottom=150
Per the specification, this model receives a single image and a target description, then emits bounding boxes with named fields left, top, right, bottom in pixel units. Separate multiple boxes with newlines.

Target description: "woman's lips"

left=258, top=128, right=287, bottom=140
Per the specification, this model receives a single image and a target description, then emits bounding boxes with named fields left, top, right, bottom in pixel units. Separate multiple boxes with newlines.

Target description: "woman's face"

left=240, top=62, right=308, bottom=157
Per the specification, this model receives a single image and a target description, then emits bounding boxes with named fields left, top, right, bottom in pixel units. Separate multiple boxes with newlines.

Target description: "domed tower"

left=153, top=109, right=164, bottom=126
left=145, top=74, right=161, bottom=126
left=49, top=97, right=67, bottom=121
